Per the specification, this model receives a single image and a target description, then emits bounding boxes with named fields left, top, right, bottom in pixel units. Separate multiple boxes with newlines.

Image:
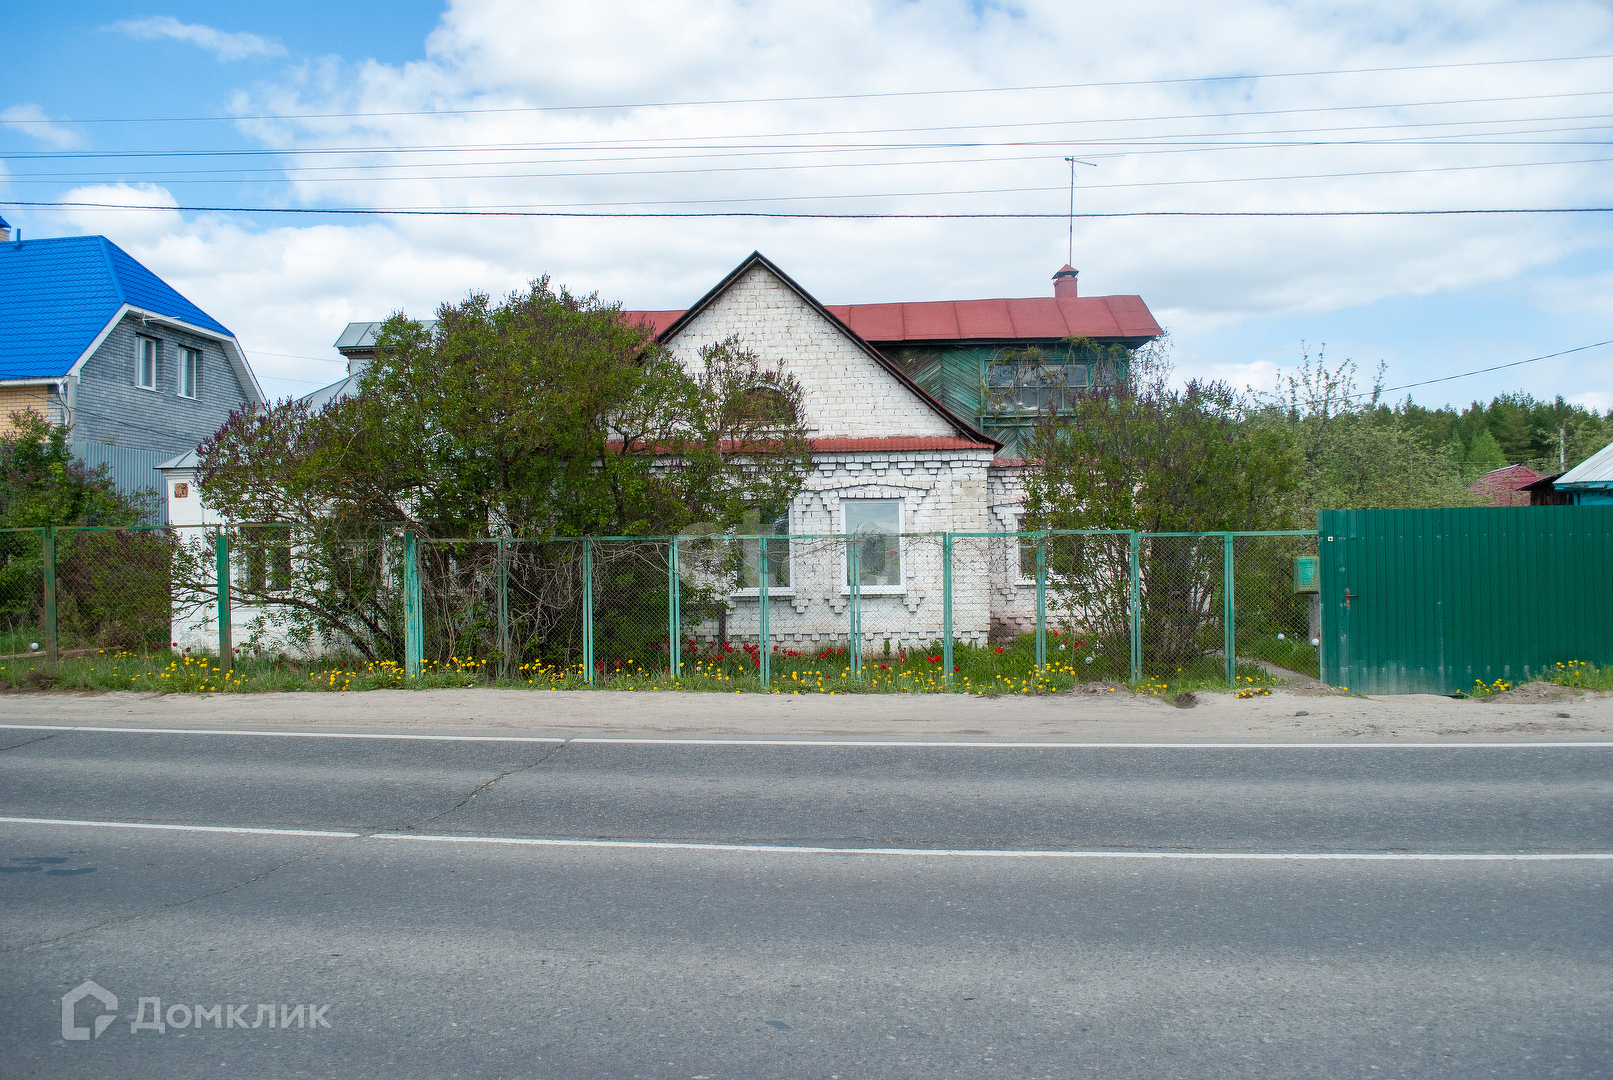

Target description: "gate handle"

left=1344, top=588, right=1358, bottom=609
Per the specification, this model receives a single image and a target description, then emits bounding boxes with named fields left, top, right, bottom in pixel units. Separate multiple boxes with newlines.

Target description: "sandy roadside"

left=0, top=683, right=1607, bottom=741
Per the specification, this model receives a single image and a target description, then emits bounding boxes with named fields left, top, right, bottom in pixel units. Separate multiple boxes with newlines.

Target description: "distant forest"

left=1378, top=392, right=1608, bottom=480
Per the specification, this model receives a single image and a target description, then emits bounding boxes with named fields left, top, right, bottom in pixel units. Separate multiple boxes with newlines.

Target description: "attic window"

left=136, top=337, right=158, bottom=390
left=723, top=385, right=795, bottom=428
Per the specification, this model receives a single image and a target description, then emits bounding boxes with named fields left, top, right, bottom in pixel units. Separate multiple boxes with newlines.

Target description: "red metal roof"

left=622, top=294, right=1160, bottom=343
left=621, top=309, right=684, bottom=336
left=1469, top=463, right=1542, bottom=506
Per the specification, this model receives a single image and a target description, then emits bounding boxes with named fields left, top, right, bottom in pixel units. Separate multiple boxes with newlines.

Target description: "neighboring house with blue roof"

left=1554, top=441, right=1613, bottom=505
left=0, top=221, right=264, bottom=519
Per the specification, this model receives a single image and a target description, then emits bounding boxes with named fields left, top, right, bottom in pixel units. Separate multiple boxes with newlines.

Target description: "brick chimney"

left=1053, top=264, right=1078, bottom=299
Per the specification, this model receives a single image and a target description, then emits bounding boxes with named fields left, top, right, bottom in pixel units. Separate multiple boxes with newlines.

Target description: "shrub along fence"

left=0, top=524, right=1319, bottom=689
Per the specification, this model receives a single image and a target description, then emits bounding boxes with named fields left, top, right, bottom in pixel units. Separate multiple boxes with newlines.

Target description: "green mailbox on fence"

left=1293, top=556, right=1319, bottom=594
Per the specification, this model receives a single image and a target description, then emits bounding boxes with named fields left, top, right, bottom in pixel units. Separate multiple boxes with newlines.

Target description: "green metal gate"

left=1319, top=507, right=1613, bottom=695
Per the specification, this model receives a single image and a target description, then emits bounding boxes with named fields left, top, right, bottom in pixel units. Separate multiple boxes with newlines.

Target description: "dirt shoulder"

left=0, top=684, right=1608, bottom=742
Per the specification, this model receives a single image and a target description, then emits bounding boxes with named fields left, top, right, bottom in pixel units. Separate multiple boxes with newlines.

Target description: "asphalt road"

left=1, top=725, right=1609, bottom=1078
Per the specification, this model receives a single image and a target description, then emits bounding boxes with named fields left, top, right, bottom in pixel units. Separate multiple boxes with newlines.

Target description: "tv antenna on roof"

left=1064, top=156, right=1096, bottom=266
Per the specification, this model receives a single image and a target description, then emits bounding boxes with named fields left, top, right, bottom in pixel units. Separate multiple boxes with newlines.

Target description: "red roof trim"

left=809, top=437, right=995, bottom=452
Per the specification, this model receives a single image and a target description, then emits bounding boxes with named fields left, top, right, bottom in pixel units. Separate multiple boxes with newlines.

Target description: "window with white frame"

left=135, top=336, right=158, bottom=390
left=178, top=346, right=201, bottom=399
left=844, top=498, right=902, bottom=589
left=737, top=509, right=791, bottom=590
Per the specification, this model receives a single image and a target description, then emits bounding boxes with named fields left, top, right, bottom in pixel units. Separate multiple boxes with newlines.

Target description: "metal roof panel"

left=0, top=235, right=234, bottom=380
left=620, top=292, right=1161, bottom=345
left=1559, top=441, right=1613, bottom=486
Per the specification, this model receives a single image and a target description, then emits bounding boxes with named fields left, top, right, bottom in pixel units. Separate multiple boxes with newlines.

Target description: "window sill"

left=731, top=588, right=796, bottom=598
left=840, top=586, right=907, bottom=596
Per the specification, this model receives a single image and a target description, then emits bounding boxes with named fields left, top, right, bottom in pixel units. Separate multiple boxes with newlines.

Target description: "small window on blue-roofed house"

left=178, top=347, right=201, bottom=399
left=136, top=337, right=158, bottom=390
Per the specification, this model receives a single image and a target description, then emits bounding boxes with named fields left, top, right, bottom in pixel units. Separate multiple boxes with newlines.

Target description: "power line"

left=9, top=152, right=1610, bottom=196
left=13, top=109, right=1610, bottom=181
left=10, top=116, right=1613, bottom=162
left=1356, top=340, right=1613, bottom=399
left=9, top=199, right=1613, bottom=219
left=13, top=91, right=1610, bottom=174
left=6, top=52, right=1611, bottom=124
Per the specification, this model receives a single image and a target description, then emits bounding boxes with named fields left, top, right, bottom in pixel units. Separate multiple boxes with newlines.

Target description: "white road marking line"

left=1, top=815, right=1609, bottom=860
left=0, top=725, right=565, bottom=744
left=0, top=816, right=360, bottom=838
left=568, top=738, right=1613, bottom=749
left=374, top=834, right=1613, bottom=860
left=0, top=724, right=1609, bottom=749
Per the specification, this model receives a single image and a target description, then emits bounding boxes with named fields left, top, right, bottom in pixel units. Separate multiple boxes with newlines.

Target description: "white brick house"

left=166, top=250, right=1159, bottom=657
left=623, top=251, right=1161, bottom=648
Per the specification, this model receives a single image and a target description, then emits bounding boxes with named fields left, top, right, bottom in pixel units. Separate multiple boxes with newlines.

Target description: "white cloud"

left=43, top=0, right=1613, bottom=410
left=110, top=16, right=286, bottom=62
left=1, top=103, right=84, bottom=149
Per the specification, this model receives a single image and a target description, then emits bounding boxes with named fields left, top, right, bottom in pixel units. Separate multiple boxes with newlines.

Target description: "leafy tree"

left=0, top=412, right=149, bottom=529
left=1254, top=348, right=1479, bottom=513
left=0, top=412, right=162, bottom=649
left=1465, top=428, right=1507, bottom=474
left=196, top=280, right=814, bottom=663
left=1023, top=354, right=1298, bottom=665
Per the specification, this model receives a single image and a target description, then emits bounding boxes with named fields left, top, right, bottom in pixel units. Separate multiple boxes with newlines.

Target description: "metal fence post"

left=668, top=536, right=681, bottom=680
left=41, top=526, right=57, bottom=668
left=1034, top=533, right=1047, bottom=672
left=403, top=530, right=422, bottom=680
left=1128, top=530, right=1142, bottom=683
left=758, top=537, right=770, bottom=687
left=1223, top=533, right=1236, bottom=685
left=941, top=532, right=953, bottom=686
left=581, top=538, right=594, bottom=683
left=497, top=536, right=511, bottom=681
left=847, top=537, right=862, bottom=680
left=215, top=531, right=231, bottom=674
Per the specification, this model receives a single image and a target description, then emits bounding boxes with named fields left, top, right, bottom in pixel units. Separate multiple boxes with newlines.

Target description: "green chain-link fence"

left=0, top=525, right=1322, bottom=690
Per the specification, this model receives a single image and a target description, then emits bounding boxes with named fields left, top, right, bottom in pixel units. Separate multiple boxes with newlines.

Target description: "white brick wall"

left=664, top=264, right=957, bottom=440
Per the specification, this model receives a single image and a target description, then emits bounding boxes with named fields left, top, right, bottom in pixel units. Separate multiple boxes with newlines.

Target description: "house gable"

left=73, top=310, right=255, bottom=455
left=656, top=253, right=996, bottom=447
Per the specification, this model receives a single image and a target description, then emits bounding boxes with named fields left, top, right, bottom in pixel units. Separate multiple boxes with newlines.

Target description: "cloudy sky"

left=4, top=0, right=1611, bottom=412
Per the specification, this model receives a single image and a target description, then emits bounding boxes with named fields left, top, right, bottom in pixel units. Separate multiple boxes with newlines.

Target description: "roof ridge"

left=95, top=236, right=126, bottom=307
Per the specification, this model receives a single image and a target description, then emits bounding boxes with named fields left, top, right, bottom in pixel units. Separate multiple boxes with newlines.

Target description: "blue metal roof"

left=1558, top=441, right=1613, bottom=489
left=0, top=235, right=234, bottom=380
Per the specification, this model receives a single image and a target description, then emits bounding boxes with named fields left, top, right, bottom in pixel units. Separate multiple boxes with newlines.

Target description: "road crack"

left=400, top=740, right=572, bottom=832
left=0, top=732, right=57, bottom=753
left=3, top=851, right=321, bottom=953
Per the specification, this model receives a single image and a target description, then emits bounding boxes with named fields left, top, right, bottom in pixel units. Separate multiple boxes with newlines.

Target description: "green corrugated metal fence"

left=1319, top=507, right=1613, bottom=695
